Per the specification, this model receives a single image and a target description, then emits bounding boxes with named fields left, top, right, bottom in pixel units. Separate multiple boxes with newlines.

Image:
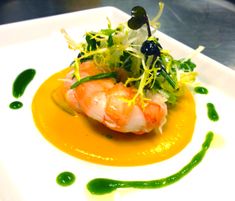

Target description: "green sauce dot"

left=56, top=171, right=76, bottom=187
left=9, top=101, right=23, bottom=109
left=194, top=86, right=208, bottom=94
left=207, top=103, right=219, bottom=121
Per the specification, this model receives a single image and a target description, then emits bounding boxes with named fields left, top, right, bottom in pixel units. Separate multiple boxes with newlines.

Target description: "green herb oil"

left=56, top=171, right=76, bottom=187
left=9, top=101, right=23, bottom=109
left=194, top=86, right=208, bottom=94
left=207, top=103, right=219, bottom=121
left=87, top=132, right=214, bottom=195
left=12, top=68, right=36, bottom=98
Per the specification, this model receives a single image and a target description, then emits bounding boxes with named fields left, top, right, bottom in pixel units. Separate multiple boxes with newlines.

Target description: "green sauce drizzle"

left=56, top=171, right=76, bottom=187
left=12, top=68, right=36, bottom=98
left=207, top=103, right=219, bottom=121
left=9, top=101, right=23, bottom=109
left=194, top=86, right=208, bottom=94
left=87, top=132, right=214, bottom=195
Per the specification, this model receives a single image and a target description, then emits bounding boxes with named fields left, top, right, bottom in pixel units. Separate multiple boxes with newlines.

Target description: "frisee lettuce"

left=61, top=2, right=203, bottom=105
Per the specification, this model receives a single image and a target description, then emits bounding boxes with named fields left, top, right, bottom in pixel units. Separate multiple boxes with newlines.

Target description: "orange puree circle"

left=32, top=68, right=196, bottom=166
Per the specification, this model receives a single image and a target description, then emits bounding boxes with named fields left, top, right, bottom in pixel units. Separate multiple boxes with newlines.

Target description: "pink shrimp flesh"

left=64, top=61, right=167, bottom=134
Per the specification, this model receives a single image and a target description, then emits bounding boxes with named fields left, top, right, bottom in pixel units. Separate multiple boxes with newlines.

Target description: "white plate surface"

left=0, top=7, right=235, bottom=201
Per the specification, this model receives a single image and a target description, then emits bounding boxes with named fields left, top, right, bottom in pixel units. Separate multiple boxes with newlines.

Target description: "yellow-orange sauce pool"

left=32, top=68, right=196, bottom=166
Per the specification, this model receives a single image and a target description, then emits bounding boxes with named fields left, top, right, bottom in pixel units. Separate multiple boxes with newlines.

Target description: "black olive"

left=141, top=40, right=161, bottom=56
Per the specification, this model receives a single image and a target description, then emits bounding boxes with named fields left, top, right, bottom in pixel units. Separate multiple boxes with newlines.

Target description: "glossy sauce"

left=207, top=103, right=219, bottom=121
left=10, top=68, right=36, bottom=109
left=194, top=86, right=208, bottom=94
left=56, top=171, right=76, bottom=186
left=87, top=132, right=214, bottom=195
left=9, top=101, right=23, bottom=109
left=13, top=68, right=36, bottom=98
left=32, top=68, right=196, bottom=166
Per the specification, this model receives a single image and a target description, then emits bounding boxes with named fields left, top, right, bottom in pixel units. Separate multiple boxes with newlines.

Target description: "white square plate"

left=0, top=7, right=235, bottom=201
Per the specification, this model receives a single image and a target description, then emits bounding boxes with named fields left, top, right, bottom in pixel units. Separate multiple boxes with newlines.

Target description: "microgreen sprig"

left=126, top=3, right=177, bottom=105
left=128, top=6, right=151, bottom=37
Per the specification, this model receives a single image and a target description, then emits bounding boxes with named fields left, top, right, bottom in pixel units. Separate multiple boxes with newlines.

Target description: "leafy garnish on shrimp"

left=58, top=2, right=204, bottom=134
left=62, top=2, right=202, bottom=106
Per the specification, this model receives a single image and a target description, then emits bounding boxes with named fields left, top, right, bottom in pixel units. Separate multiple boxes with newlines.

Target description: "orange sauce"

left=32, top=68, right=196, bottom=166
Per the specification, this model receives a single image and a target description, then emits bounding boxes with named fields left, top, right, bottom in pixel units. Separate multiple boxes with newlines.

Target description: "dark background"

left=0, top=0, right=235, bottom=69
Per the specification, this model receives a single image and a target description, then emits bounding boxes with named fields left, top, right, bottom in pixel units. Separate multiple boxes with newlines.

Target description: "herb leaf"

left=178, top=59, right=196, bottom=72
left=86, top=33, right=100, bottom=51
left=128, top=6, right=147, bottom=30
left=107, top=35, right=114, bottom=47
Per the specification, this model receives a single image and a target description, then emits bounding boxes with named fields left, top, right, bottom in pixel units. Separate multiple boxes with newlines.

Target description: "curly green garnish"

left=62, top=2, right=203, bottom=105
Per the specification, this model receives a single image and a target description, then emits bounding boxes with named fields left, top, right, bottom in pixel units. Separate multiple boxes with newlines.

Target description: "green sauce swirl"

left=87, top=132, right=214, bottom=195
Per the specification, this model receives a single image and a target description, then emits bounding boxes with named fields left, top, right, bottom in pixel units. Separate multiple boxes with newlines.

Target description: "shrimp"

left=64, top=61, right=167, bottom=134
